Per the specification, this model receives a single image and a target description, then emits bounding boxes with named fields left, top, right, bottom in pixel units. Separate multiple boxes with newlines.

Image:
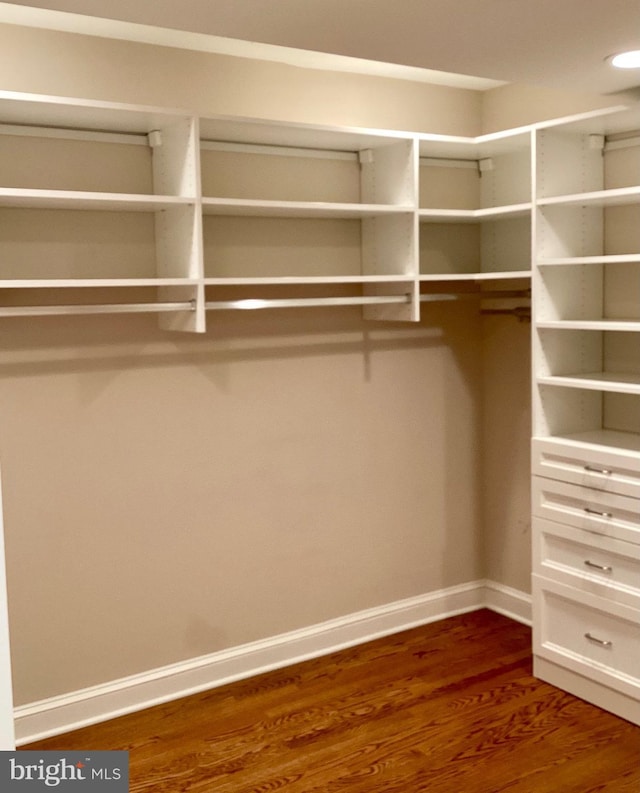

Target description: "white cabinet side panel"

left=0, top=470, right=15, bottom=750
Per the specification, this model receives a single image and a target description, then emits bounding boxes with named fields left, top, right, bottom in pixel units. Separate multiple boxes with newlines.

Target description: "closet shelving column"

left=0, top=91, right=203, bottom=330
left=417, top=128, right=533, bottom=293
left=197, top=117, right=419, bottom=322
left=531, top=105, right=640, bottom=725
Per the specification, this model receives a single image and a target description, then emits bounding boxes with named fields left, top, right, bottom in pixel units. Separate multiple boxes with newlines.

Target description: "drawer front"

left=534, top=517, right=640, bottom=607
left=533, top=576, right=640, bottom=697
left=532, top=477, right=640, bottom=545
left=532, top=438, right=640, bottom=499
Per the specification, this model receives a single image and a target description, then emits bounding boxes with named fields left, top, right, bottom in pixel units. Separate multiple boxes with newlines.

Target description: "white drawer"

left=532, top=477, right=640, bottom=546
left=532, top=437, right=640, bottom=499
left=534, top=517, right=640, bottom=607
left=533, top=575, right=640, bottom=700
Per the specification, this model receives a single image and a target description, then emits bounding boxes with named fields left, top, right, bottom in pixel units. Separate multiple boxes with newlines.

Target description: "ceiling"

left=1, top=0, right=640, bottom=96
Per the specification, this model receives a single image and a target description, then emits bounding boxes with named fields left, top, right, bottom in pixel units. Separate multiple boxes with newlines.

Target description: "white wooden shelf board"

left=199, top=115, right=415, bottom=152
left=419, top=203, right=531, bottom=223
left=537, top=372, right=640, bottom=395
left=418, top=128, right=531, bottom=159
left=536, top=320, right=640, bottom=331
left=535, top=104, right=640, bottom=137
left=0, top=189, right=194, bottom=211
left=420, top=271, right=530, bottom=282
left=0, top=279, right=200, bottom=289
left=201, top=198, right=413, bottom=218
left=538, top=186, right=640, bottom=209
left=204, top=275, right=416, bottom=286
left=538, top=255, right=640, bottom=266
left=0, top=90, right=190, bottom=135
left=546, top=430, right=640, bottom=454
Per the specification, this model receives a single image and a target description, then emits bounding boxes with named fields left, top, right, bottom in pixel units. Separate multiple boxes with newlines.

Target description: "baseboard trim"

left=14, top=579, right=530, bottom=746
left=484, top=581, right=532, bottom=626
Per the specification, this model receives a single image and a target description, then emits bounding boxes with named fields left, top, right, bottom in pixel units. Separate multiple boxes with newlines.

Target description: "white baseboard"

left=483, top=581, right=532, bottom=626
left=14, top=579, right=530, bottom=746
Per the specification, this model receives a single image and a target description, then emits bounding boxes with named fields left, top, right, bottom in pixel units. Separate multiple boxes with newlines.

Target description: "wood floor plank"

left=23, top=609, right=640, bottom=792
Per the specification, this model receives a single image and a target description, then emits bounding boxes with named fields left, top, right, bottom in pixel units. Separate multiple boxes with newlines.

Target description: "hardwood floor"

left=24, top=609, right=640, bottom=792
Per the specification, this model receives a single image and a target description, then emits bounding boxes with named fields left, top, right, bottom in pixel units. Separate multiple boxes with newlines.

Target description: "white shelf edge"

left=0, top=188, right=195, bottom=211
left=420, top=271, right=530, bottom=282
left=537, top=373, right=640, bottom=395
left=536, top=320, right=640, bottom=331
left=538, top=255, right=640, bottom=266
left=202, top=198, right=414, bottom=218
left=0, top=279, right=200, bottom=289
left=537, top=186, right=640, bottom=208
left=536, top=431, right=640, bottom=454
left=419, top=203, right=531, bottom=222
left=203, top=275, right=416, bottom=286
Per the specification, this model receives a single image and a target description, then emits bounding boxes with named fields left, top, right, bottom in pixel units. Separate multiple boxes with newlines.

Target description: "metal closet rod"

left=0, top=301, right=196, bottom=318
left=0, top=289, right=530, bottom=317
left=205, top=295, right=411, bottom=311
left=204, top=290, right=528, bottom=311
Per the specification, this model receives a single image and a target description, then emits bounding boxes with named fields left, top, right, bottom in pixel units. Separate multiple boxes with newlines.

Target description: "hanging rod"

left=205, top=294, right=411, bottom=311
left=0, top=301, right=196, bottom=318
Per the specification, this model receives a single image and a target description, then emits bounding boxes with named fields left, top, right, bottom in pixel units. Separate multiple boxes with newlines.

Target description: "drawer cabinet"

left=532, top=477, right=640, bottom=545
left=533, top=576, right=640, bottom=712
left=534, top=517, right=640, bottom=608
left=531, top=442, right=640, bottom=724
left=532, top=438, right=640, bottom=500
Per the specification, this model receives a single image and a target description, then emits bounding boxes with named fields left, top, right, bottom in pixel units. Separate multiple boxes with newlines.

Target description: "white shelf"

left=202, top=197, right=413, bottom=218
left=204, top=275, right=414, bottom=286
left=0, top=278, right=199, bottom=289
left=420, top=271, right=530, bottom=282
left=0, top=89, right=191, bottom=135
left=419, top=203, right=531, bottom=223
left=538, top=254, right=640, bottom=266
left=537, top=320, right=640, bottom=332
left=199, top=114, right=415, bottom=152
left=417, top=128, right=531, bottom=159
left=0, top=188, right=194, bottom=211
left=537, top=372, right=640, bottom=395
left=550, top=430, right=640, bottom=455
left=538, top=186, right=640, bottom=209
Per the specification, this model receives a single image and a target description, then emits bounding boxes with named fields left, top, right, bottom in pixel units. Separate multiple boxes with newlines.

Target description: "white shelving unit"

left=0, top=90, right=203, bottom=331
left=0, top=92, right=537, bottom=331
left=418, top=129, right=532, bottom=287
left=532, top=105, right=640, bottom=726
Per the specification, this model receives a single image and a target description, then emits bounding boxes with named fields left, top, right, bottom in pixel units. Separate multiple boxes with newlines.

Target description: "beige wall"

left=482, top=82, right=624, bottom=133
left=0, top=23, right=482, bottom=135
left=481, top=315, right=532, bottom=590
left=2, top=305, right=484, bottom=704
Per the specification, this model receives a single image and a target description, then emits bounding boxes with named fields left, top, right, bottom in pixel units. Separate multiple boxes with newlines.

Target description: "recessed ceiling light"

left=609, top=50, right=640, bottom=69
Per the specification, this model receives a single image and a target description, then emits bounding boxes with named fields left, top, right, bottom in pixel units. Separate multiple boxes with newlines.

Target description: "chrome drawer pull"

left=584, top=560, right=613, bottom=573
left=584, top=507, right=613, bottom=519
left=584, top=465, right=613, bottom=475
left=585, top=632, right=613, bottom=648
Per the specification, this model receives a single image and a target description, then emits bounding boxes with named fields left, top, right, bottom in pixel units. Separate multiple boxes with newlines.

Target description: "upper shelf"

left=419, top=203, right=531, bottom=222
left=538, top=186, right=640, bottom=209
left=202, top=198, right=413, bottom=218
left=538, top=254, right=640, bottom=266
left=0, top=188, right=194, bottom=211
left=0, top=89, right=190, bottom=136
